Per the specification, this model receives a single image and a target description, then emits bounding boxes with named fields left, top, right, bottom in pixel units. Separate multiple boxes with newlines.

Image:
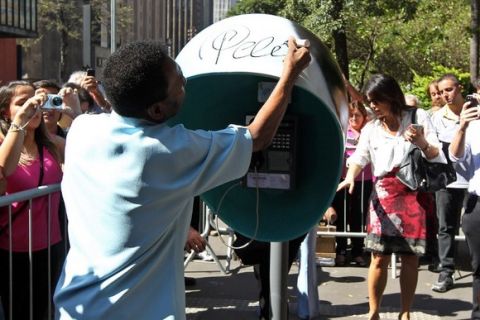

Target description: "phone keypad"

left=272, top=133, right=292, bottom=150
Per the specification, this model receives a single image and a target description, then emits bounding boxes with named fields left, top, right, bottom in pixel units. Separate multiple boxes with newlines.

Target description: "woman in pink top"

left=0, top=81, right=63, bottom=320
left=327, top=101, right=373, bottom=266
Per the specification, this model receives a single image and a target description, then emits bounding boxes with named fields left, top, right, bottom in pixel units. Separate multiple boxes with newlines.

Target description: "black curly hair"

left=102, top=41, right=172, bottom=118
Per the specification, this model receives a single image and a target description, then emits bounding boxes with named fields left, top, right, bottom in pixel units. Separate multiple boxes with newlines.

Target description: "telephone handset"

left=245, top=115, right=297, bottom=190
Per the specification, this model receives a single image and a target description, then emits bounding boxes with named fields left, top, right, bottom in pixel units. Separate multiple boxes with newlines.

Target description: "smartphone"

left=86, top=68, right=95, bottom=77
left=465, top=94, right=478, bottom=108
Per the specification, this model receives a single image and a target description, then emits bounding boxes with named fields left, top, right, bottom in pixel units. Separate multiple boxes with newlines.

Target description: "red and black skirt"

left=365, top=169, right=434, bottom=255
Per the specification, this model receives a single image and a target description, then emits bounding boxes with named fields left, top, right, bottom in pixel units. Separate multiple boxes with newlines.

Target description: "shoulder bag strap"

left=406, top=108, right=419, bottom=153
left=411, top=107, right=418, bottom=125
left=38, top=145, right=45, bottom=185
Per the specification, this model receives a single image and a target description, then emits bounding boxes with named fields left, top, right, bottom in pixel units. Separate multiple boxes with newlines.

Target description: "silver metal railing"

left=0, top=184, right=61, bottom=320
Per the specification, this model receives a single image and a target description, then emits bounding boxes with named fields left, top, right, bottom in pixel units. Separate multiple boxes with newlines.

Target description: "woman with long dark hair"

left=338, top=74, right=446, bottom=320
left=0, top=81, right=63, bottom=320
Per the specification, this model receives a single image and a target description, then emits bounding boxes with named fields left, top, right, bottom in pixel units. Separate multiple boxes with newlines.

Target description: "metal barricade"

left=184, top=201, right=235, bottom=274
left=0, top=184, right=61, bottom=320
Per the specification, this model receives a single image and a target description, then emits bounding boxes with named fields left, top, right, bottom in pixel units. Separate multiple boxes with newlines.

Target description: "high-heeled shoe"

left=368, top=312, right=380, bottom=320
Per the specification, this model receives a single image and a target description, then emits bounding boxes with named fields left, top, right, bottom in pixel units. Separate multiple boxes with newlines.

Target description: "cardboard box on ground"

left=315, top=222, right=336, bottom=266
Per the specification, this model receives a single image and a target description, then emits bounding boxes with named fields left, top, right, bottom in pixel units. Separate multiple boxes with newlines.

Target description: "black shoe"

left=432, top=273, right=454, bottom=292
left=353, top=255, right=368, bottom=267
left=185, top=277, right=196, bottom=287
left=335, top=254, right=346, bottom=266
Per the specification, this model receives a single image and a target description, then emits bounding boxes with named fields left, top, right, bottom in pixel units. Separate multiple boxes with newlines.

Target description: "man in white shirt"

left=430, top=74, right=469, bottom=292
left=449, top=95, right=480, bottom=320
left=54, top=39, right=310, bottom=319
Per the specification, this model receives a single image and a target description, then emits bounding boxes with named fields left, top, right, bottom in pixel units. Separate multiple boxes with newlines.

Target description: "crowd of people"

left=0, top=36, right=479, bottom=320
left=326, top=72, right=480, bottom=320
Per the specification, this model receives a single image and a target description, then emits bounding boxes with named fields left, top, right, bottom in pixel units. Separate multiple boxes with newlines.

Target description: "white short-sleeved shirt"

left=449, top=120, right=480, bottom=196
left=430, top=106, right=470, bottom=188
left=54, top=112, right=252, bottom=319
left=348, top=108, right=446, bottom=178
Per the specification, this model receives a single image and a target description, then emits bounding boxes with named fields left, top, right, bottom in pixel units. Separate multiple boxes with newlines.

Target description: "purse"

left=395, top=109, right=457, bottom=192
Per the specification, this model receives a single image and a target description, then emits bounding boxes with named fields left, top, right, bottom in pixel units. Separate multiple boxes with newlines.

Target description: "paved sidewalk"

left=185, top=235, right=474, bottom=320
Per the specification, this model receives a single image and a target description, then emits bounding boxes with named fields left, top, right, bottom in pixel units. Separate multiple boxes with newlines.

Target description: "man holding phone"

left=81, top=68, right=111, bottom=112
left=430, top=74, right=469, bottom=292
left=449, top=97, right=480, bottom=319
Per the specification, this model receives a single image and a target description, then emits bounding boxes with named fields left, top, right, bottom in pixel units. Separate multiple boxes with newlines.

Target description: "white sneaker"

left=195, top=251, right=214, bottom=262
left=316, top=257, right=335, bottom=267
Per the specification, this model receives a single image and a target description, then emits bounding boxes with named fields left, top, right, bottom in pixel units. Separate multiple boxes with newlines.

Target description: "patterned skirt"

left=365, top=170, right=434, bottom=255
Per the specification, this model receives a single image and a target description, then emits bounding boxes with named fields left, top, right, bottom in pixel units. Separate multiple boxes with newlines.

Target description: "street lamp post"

left=111, top=0, right=116, bottom=53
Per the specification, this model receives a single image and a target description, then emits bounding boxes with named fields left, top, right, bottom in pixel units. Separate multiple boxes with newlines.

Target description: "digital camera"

left=42, top=94, right=63, bottom=110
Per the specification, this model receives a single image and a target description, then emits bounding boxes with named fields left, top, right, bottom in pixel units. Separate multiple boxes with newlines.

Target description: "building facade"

left=91, top=0, right=213, bottom=79
left=212, top=0, right=237, bottom=23
left=124, top=0, right=213, bottom=57
left=0, top=0, right=38, bottom=83
left=19, top=0, right=217, bottom=84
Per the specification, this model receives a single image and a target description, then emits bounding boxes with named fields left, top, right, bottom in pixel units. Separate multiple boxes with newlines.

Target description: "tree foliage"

left=228, top=0, right=472, bottom=92
left=407, top=65, right=472, bottom=109
left=228, top=0, right=286, bottom=15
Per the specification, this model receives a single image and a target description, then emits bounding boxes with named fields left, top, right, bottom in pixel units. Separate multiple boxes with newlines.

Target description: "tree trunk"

left=359, top=35, right=376, bottom=90
left=471, top=0, right=480, bottom=83
left=331, top=0, right=349, bottom=77
left=57, top=4, right=65, bottom=83
left=59, top=29, right=69, bottom=83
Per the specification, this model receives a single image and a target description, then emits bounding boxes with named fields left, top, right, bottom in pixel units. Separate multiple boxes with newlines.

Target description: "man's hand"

left=450, top=102, right=478, bottom=160
left=58, top=87, right=82, bottom=119
left=81, top=75, right=111, bottom=111
left=459, top=102, right=480, bottom=130
left=185, top=227, right=206, bottom=253
left=323, top=207, right=337, bottom=224
left=81, top=75, right=101, bottom=96
left=281, top=37, right=311, bottom=81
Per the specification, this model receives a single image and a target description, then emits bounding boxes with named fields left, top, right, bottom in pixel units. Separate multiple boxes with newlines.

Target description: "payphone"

left=245, top=115, right=297, bottom=190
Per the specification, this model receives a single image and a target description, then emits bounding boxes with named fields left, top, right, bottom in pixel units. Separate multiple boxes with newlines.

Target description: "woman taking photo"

left=337, top=74, right=446, bottom=320
left=0, top=81, right=63, bottom=320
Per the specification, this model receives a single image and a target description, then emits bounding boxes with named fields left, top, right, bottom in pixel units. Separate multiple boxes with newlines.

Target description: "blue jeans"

left=435, top=188, right=467, bottom=274
left=296, top=228, right=319, bottom=319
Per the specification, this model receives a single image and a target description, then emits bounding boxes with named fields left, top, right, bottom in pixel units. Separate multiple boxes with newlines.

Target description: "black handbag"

left=395, top=109, right=457, bottom=192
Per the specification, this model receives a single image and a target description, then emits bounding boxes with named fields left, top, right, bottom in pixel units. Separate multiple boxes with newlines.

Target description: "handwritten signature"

left=198, top=25, right=288, bottom=64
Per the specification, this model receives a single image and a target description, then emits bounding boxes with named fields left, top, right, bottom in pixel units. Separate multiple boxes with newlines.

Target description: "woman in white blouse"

left=338, top=74, right=446, bottom=320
